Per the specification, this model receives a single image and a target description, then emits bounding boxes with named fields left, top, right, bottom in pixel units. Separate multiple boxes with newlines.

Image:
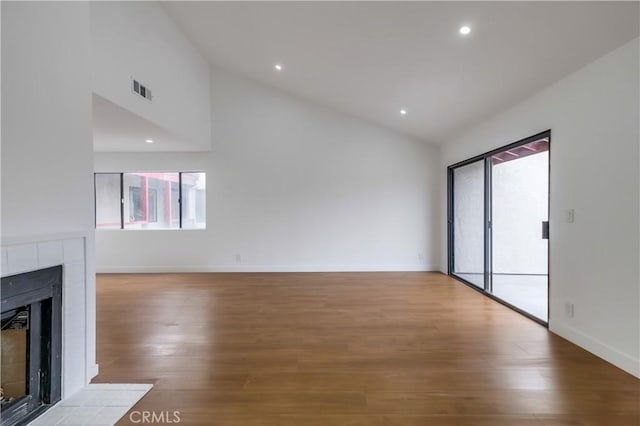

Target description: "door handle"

left=542, top=221, right=549, bottom=239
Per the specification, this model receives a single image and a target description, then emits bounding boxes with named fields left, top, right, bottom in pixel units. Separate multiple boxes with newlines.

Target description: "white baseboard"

left=88, top=363, right=99, bottom=380
left=96, top=264, right=440, bottom=274
left=550, top=320, right=639, bottom=378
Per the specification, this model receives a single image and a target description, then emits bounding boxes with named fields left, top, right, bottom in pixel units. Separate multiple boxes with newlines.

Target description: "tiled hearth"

left=28, top=384, right=152, bottom=426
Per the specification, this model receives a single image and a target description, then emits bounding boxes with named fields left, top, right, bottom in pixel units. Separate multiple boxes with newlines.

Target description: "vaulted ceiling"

left=163, top=1, right=639, bottom=144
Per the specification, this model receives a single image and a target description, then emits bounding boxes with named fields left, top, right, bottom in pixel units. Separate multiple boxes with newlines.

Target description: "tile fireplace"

left=1, top=234, right=96, bottom=425
left=1, top=266, right=62, bottom=426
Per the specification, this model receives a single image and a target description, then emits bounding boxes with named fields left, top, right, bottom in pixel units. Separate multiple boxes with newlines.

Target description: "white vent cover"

left=131, top=78, right=153, bottom=101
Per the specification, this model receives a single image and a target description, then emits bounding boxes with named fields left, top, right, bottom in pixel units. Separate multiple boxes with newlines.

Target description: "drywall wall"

left=95, top=66, right=440, bottom=272
left=2, top=2, right=94, bottom=239
left=440, top=39, right=640, bottom=377
left=1, top=1, right=97, bottom=395
left=91, top=1, right=210, bottom=151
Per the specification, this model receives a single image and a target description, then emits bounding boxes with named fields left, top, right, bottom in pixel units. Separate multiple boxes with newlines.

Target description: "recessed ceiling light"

left=145, top=139, right=154, bottom=144
left=274, top=64, right=283, bottom=71
left=459, top=26, right=471, bottom=35
left=400, top=109, right=407, bottom=115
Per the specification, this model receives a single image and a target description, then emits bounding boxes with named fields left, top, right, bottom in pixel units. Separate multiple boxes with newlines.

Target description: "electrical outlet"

left=418, top=252, right=424, bottom=261
left=235, top=254, right=241, bottom=263
left=565, top=302, right=575, bottom=318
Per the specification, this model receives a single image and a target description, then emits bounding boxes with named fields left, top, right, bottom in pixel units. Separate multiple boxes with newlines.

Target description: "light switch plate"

left=565, top=209, right=575, bottom=223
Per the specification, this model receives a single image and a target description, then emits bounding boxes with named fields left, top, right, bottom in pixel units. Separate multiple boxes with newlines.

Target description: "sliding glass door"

left=448, top=131, right=550, bottom=324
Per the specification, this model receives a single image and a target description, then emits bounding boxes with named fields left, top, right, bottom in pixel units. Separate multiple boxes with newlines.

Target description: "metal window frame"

left=94, top=171, right=205, bottom=230
left=178, top=173, right=183, bottom=229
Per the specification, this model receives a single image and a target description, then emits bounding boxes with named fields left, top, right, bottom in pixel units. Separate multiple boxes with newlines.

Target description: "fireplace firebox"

left=1, top=266, right=62, bottom=426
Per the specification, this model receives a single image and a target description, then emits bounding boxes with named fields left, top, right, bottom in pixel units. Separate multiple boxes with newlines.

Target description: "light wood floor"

left=93, top=272, right=639, bottom=426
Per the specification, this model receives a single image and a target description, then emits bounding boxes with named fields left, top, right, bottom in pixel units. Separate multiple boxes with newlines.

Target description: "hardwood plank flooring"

left=93, top=272, right=639, bottom=425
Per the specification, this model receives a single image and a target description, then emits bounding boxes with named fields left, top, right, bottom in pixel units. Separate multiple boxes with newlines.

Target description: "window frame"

left=94, top=171, right=206, bottom=230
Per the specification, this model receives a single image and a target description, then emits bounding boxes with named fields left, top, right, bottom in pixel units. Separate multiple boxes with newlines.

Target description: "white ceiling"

left=162, top=1, right=639, bottom=144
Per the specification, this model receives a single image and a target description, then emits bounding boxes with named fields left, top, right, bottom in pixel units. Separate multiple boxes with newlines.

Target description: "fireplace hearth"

left=1, top=266, right=62, bottom=426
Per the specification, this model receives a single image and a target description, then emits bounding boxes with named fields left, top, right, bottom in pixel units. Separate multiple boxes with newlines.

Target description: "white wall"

left=1, top=1, right=97, bottom=395
left=91, top=1, right=210, bottom=151
left=95, top=66, right=440, bottom=272
left=440, top=39, right=640, bottom=377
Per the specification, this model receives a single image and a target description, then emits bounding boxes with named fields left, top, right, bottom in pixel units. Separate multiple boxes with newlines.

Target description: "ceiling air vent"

left=131, top=78, right=153, bottom=102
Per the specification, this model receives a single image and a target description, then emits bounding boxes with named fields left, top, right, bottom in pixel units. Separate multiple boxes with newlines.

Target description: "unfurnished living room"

left=1, top=1, right=639, bottom=425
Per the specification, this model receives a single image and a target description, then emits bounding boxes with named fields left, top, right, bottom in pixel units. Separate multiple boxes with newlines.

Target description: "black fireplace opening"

left=1, top=266, right=62, bottom=426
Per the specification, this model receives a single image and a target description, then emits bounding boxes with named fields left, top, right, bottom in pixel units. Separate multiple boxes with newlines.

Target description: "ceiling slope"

left=163, top=1, right=639, bottom=144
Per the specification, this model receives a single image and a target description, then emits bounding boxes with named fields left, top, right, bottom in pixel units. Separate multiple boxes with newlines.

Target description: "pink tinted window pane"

left=123, top=173, right=180, bottom=229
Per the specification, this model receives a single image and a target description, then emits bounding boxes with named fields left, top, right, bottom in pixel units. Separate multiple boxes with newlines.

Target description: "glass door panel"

left=452, top=160, right=485, bottom=288
left=490, top=139, right=549, bottom=321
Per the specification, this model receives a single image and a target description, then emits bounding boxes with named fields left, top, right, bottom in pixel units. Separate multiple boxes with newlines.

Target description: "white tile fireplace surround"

left=1, top=233, right=97, bottom=400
